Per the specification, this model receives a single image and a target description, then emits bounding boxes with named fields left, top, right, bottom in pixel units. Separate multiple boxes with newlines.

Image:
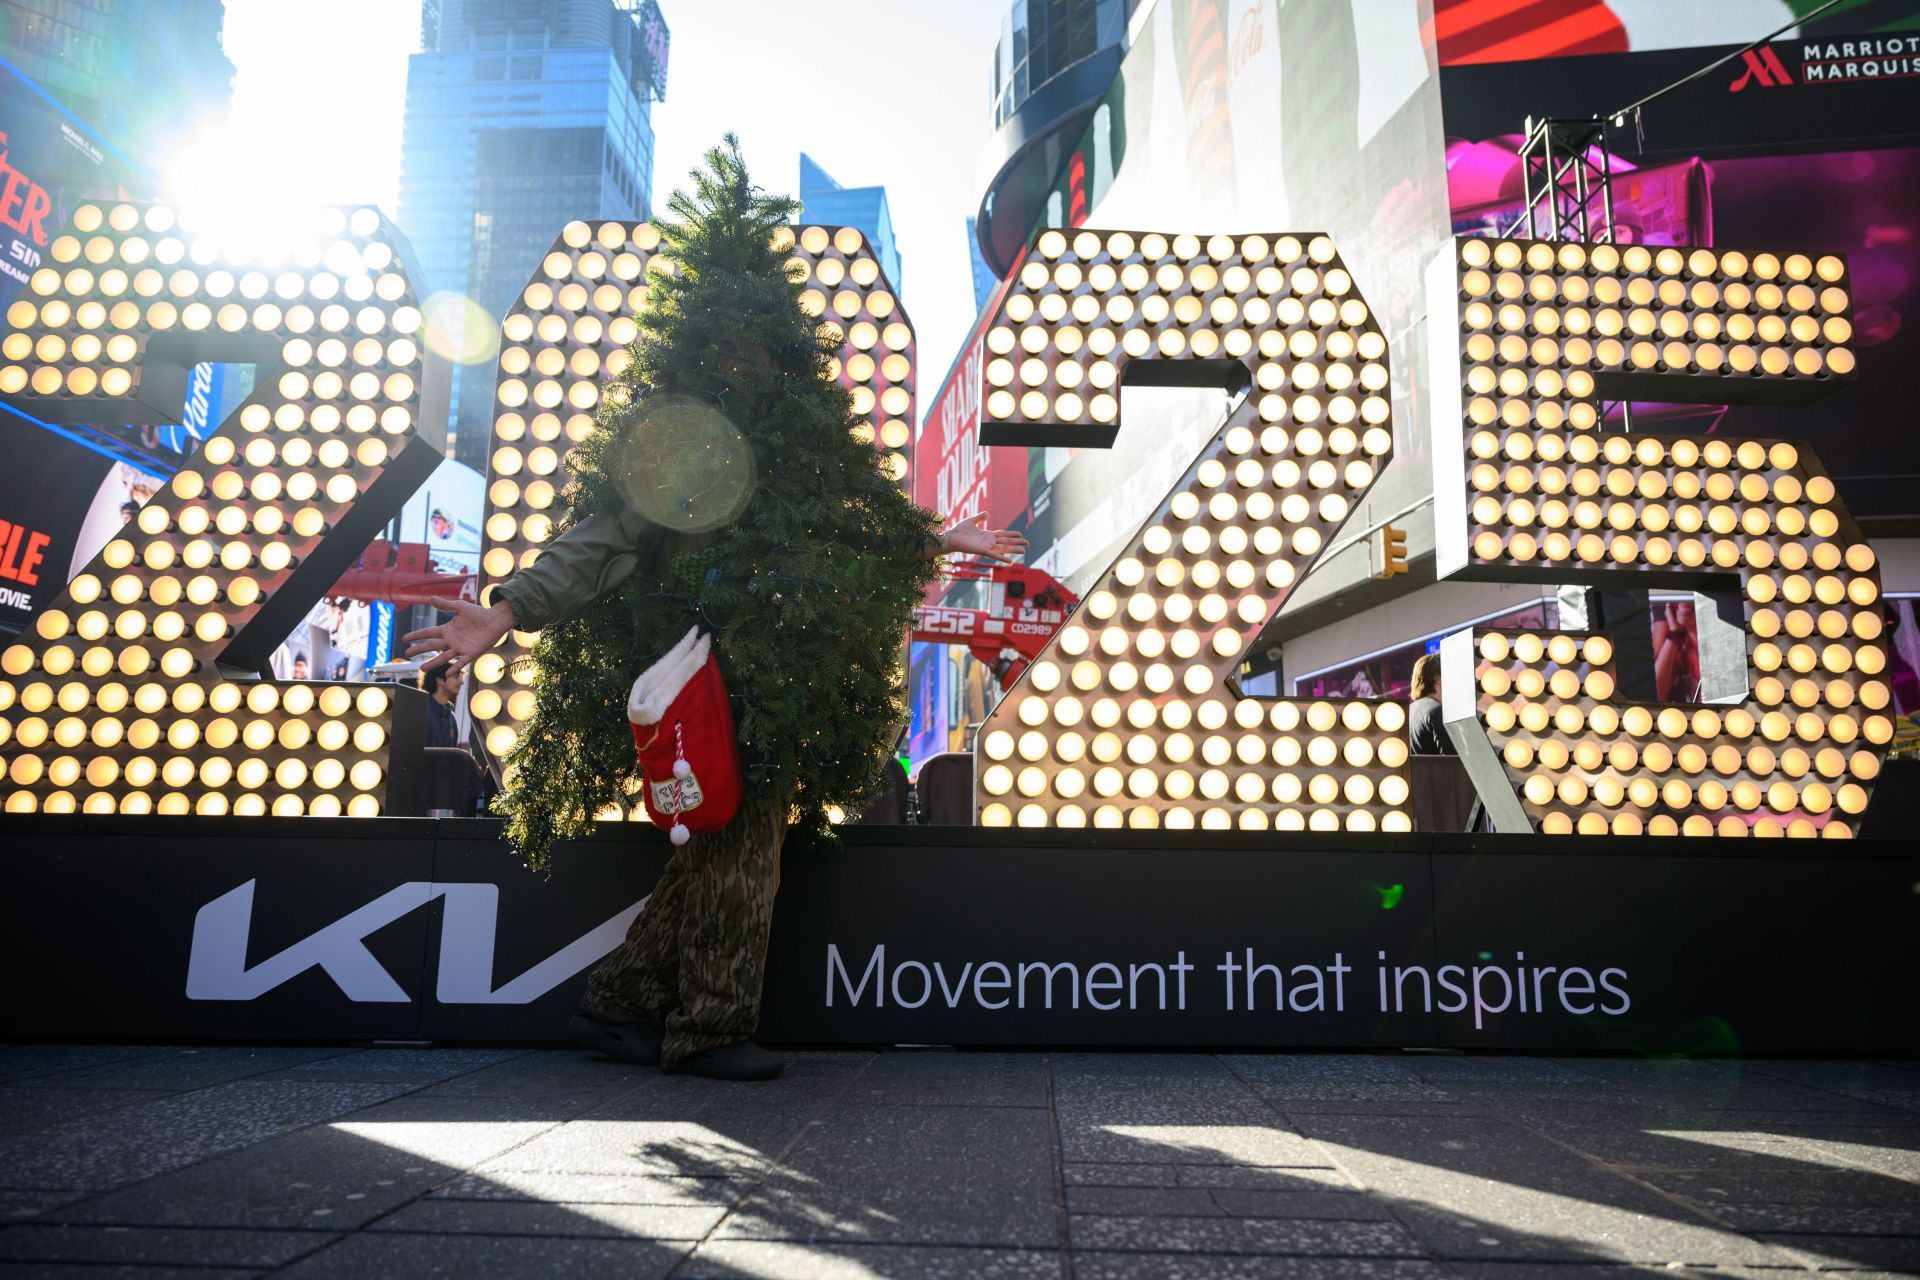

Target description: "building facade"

left=0, top=0, right=232, bottom=165
left=398, top=0, right=668, bottom=469
left=911, top=0, right=1920, bottom=757
left=0, top=1, right=233, bottom=506
left=797, top=153, right=901, bottom=295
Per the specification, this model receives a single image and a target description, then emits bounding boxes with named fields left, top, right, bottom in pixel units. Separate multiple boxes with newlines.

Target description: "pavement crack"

left=1042, top=1051, right=1076, bottom=1280
left=1512, top=1113, right=1815, bottom=1271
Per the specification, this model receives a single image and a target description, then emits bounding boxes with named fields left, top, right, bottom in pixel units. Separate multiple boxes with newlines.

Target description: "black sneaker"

left=568, top=1010, right=664, bottom=1066
left=666, top=1040, right=785, bottom=1081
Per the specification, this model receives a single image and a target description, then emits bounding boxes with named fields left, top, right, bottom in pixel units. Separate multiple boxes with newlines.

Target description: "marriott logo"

left=1729, top=46, right=1793, bottom=91
left=1730, top=38, right=1920, bottom=91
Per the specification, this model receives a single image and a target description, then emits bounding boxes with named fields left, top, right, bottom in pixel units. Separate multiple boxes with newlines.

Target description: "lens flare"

left=612, top=394, right=755, bottom=534
left=422, top=291, right=501, bottom=366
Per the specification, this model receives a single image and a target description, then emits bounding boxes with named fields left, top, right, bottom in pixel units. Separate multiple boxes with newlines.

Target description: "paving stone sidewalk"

left=0, top=1044, right=1916, bottom=1278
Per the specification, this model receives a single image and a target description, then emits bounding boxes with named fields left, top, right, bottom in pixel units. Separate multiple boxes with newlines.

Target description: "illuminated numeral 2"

left=0, top=202, right=447, bottom=817
left=972, top=228, right=1411, bottom=833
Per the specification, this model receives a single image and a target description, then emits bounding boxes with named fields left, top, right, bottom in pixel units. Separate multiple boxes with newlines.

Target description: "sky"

left=186, top=0, right=1008, bottom=406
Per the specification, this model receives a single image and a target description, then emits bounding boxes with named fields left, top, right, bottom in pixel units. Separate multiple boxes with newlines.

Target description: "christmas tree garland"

left=494, top=137, right=940, bottom=868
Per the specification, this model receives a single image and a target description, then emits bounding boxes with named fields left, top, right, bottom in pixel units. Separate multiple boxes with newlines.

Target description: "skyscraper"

left=0, top=0, right=233, bottom=165
left=398, top=0, right=669, bottom=469
left=798, top=153, right=901, bottom=294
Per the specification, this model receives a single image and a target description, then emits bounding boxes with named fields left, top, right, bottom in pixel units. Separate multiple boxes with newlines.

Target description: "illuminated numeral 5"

left=471, top=219, right=913, bottom=810
left=0, top=202, right=447, bottom=817
left=1428, top=236, right=1886, bottom=837
left=972, top=228, right=1410, bottom=833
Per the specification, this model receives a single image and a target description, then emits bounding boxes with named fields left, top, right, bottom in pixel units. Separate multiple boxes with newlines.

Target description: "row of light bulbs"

left=985, top=238, right=1389, bottom=430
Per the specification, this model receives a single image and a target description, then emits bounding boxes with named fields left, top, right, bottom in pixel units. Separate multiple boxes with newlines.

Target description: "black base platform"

left=3, top=817, right=1915, bottom=1056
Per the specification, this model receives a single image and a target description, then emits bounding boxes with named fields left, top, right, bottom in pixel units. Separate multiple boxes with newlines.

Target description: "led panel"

left=472, top=220, right=914, bottom=814
left=971, top=229, right=1410, bottom=832
left=0, top=202, right=444, bottom=817
left=1427, top=236, right=1883, bottom=836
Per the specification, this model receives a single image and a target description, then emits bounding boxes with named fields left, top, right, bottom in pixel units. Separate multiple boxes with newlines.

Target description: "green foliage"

left=495, top=136, right=939, bottom=867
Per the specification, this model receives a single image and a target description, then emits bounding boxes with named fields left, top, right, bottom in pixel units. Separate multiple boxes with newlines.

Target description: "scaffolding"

left=1507, top=117, right=1629, bottom=430
left=1514, top=116, right=1615, bottom=244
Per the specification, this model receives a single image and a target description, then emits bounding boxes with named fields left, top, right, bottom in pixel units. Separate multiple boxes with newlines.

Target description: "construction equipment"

left=909, top=563, right=1079, bottom=690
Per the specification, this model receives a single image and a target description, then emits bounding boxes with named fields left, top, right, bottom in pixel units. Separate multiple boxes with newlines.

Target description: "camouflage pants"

left=583, top=791, right=788, bottom=1068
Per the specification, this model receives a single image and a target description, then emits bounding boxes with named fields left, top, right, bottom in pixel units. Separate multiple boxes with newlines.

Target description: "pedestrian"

left=420, top=657, right=462, bottom=748
left=1408, top=652, right=1454, bottom=755
left=403, top=137, right=1023, bottom=1080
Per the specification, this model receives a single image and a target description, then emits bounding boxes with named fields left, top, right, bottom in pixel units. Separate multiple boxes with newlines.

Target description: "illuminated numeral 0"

left=471, top=219, right=914, bottom=814
left=1428, top=236, right=1886, bottom=837
left=971, top=228, right=1411, bottom=833
left=0, top=202, right=447, bottom=817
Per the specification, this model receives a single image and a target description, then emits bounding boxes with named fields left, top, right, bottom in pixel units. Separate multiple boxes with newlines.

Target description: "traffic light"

left=1378, top=525, right=1408, bottom=578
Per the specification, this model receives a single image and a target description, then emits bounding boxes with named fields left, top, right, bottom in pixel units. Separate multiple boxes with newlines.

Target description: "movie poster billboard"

left=0, top=422, right=116, bottom=634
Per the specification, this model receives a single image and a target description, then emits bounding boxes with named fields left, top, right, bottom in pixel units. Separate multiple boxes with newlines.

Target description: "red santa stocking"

left=628, top=626, right=743, bottom=842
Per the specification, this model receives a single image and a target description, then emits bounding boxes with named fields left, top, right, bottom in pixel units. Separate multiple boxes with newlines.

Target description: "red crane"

left=909, top=564, right=1079, bottom=691
left=325, top=540, right=477, bottom=607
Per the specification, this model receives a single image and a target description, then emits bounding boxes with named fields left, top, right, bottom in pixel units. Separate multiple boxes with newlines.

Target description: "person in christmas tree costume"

left=403, top=138, right=1023, bottom=1080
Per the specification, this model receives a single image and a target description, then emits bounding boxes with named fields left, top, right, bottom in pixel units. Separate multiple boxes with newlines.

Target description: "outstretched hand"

left=939, top=514, right=1027, bottom=564
left=400, top=596, right=516, bottom=676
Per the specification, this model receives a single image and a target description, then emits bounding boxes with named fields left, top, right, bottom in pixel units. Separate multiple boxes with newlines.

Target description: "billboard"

left=1438, top=27, right=1920, bottom=522
left=0, top=420, right=156, bottom=635
left=397, top=456, right=485, bottom=576
left=912, top=309, right=1029, bottom=540
left=904, top=639, right=1001, bottom=776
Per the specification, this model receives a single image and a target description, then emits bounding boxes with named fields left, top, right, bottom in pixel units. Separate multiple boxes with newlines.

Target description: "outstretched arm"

left=933, top=513, right=1026, bottom=563
left=401, top=506, right=659, bottom=674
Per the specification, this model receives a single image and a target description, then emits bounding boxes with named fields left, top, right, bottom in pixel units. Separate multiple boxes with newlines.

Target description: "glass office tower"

left=798, top=152, right=902, bottom=295
left=398, top=0, right=669, bottom=468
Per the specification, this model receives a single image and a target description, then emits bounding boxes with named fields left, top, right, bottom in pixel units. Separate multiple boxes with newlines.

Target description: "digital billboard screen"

left=0, top=419, right=152, bottom=636
left=1439, top=28, right=1920, bottom=523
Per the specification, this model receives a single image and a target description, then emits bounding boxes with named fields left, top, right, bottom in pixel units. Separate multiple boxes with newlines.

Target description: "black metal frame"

left=1513, top=116, right=1615, bottom=245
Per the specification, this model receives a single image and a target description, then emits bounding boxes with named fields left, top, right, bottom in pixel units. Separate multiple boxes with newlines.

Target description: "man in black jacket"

left=421, top=658, right=462, bottom=749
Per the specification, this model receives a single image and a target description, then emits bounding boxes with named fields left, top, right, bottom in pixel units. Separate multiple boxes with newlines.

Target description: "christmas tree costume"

left=489, top=139, right=940, bottom=1072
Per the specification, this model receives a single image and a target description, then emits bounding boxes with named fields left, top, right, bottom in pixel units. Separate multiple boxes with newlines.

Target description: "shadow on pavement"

left=0, top=1043, right=1913, bottom=1277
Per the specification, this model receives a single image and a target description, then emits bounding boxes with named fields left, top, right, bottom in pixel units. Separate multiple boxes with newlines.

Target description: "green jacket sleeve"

left=494, top=507, right=660, bottom=632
